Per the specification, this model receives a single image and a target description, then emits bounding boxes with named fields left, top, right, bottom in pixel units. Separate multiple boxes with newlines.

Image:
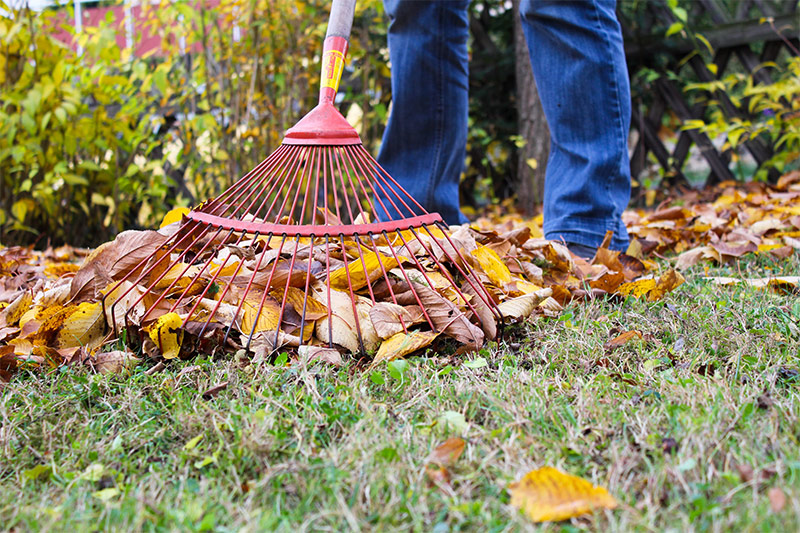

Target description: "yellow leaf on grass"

left=329, top=251, right=399, bottom=291
left=471, top=246, right=512, bottom=286
left=144, top=312, right=183, bottom=359
left=55, top=302, right=106, bottom=352
left=372, top=330, right=438, bottom=365
left=160, top=206, right=190, bottom=228
left=616, top=269, right=685, bottom=301
left=603, top=330, right=643, bottom=350
left=509, top=467, right=618, bottom=522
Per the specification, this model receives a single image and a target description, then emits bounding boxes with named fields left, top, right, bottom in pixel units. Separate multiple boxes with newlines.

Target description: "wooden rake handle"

left=319, top=0, right=357, bottom=104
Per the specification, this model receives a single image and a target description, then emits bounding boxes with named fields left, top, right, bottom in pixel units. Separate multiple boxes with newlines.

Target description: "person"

left=375, top=0, right=632, bottom=257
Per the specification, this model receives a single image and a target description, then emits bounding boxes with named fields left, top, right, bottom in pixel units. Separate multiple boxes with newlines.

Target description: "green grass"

left=2, top=254, right=799, bottom=532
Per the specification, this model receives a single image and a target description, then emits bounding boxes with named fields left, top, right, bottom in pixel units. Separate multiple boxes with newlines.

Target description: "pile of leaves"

left=0, top=202, right=686, bottom=379
left=625, top=171, right=800, bottom=267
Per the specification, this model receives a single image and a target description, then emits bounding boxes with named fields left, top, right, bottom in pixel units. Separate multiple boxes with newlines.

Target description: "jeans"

left=376, top=0, right=632, bottom=251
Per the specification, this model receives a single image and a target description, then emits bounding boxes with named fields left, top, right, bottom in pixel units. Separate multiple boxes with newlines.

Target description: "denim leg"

left=376, top=0, right=470, bottom=225
left=520, top=0, right=631, bottom=250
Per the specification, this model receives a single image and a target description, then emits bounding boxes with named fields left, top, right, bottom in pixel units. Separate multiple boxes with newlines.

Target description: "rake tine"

left=381, top=230, right=436, bottom=332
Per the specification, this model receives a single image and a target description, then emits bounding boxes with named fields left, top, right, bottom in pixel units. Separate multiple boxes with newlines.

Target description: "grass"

left=2, top=254, right=799, bottom=531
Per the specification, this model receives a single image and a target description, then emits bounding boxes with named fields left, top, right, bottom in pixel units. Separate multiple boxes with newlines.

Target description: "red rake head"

left=102, top=34, right=503, bottom=358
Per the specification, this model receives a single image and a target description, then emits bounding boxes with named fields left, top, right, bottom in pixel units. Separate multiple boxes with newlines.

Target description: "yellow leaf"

left=372, top=330, right=438, bottom=366
left=471, top=246, right=512, bottom=286
left=160, top=206, right=190, bottom=228
left=270, top=286, right=327, bottom=321
left=239, top=297, right=282, bottom=336
left=616, top=278, right=657, bottom=299
left=0, top=291, right=32, bottom=326
left=329, top=251, right=399, bottom=291
left=55, top=302, right=106, bottom=351
left=144, top=312, right=183, bottom=359
left=508, top=467, right=618, bottom=522
left=648, top=269, right=686, bottom=301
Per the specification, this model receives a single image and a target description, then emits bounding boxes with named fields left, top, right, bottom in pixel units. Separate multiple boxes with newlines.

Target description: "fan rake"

left=103, top=0, right=503, bottom=357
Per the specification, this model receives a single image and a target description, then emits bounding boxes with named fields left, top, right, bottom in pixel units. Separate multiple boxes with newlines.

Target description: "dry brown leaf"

left=508, top=467, right=618, bottom=522
left=92, top=350, right=141, bottom=374
left=298, top=345, right=344, bottom=366
left=70, top=230, right=169, bottom=302
left=369, top=302, right=424, bottom=340
left=604, top=330, right=643, bottom=350
left=398, top=285, right=484, bottom=347
left=202, top=381, right=229, bottom=400
left=427, top=437, right=466, bottom=468
left=768, top=487, right=787, bottom=513
left=314, top=288, right=361, bottom=353
left=496, top=289, right=552, bottom=320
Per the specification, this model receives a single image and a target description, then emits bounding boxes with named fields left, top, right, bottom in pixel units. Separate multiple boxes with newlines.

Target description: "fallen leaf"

left=298, top=345, right=344, bottom=366
left=328, top=250, right=399, bottom=291
left=369, top=302, right=425, bottom=339
left=202, top=381, right=229, bottom=400
left=144, top=312, right=183, bottom=359
left=427, top=437, right=466, bottom=468
left=604, top=330, right=643, bottom=351
left=508, top=467, right=618, bottom=522
left=496, top=289, right=552, bottom=320
left=55, top=302, right=106, bottom=352
left=768, top=487, right=786, bottom=513
left=471, top=246, right=513, bottom=287
left=92, top=350, right=141, bottom=374
left=372, top=330, right=438, bottom=366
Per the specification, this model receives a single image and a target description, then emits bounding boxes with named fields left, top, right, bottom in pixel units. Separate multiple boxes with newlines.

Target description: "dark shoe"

left=566, top=242, right=597, bottom=260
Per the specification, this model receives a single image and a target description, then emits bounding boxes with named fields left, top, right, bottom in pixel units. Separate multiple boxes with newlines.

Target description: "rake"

left=103, top=0, right=503, bottom=356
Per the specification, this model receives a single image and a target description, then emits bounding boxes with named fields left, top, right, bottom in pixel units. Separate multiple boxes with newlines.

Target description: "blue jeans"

left=376, top=0, right=631, bottom=251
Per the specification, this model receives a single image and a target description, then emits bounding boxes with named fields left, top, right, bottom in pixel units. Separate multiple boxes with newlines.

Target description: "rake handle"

left=326, top=0, right=356, bottom=40
left=319, top=0, right=357, bottom=105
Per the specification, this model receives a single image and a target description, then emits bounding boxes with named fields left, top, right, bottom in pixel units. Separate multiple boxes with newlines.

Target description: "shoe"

left=566, top=242, right=597, bottom=260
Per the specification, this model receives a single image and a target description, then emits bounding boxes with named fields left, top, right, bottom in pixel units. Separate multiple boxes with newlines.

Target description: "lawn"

left=2, top=252, right=798, bottom=532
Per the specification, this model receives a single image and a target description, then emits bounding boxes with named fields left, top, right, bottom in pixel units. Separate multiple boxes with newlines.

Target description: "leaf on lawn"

left=298, top=345, right=344, bottom=366
left=144, top=312, right=183, bottom=359
left=92, top=350, right=141, bottom=374
left=202, top=381, right=229, bottom=400
left=55, top=302, right=106, bottom=352
left=508, top=466, right=618, bottom=522
left=603, top=330, right=643, bottom=351
left=425, top=437, right=466, bottom=487
left=768, top=487, right=787, bottom=513
left=0, top=291, right=32, bottom=327
left=617, top=269, right=685, bottom=301
left=372, top=330, right=438, bottom=366
left=239, top=296, right=282, bottom=336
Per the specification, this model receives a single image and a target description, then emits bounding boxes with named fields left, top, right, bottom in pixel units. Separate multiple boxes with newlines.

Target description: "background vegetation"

left=0, top=0, right=797, bottom=246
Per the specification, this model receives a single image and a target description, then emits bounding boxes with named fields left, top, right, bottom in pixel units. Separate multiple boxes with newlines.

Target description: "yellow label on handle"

left=321, top=50, right=345, bottom=93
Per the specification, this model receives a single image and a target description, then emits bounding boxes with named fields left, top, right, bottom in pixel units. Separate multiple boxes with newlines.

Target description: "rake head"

left=103, top=20, right=503, bottom=359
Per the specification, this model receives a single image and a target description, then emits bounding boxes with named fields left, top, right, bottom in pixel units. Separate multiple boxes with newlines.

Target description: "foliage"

left=0, top=0, right=388, bottom=246
left=683, top=55, right=800, bottom=181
